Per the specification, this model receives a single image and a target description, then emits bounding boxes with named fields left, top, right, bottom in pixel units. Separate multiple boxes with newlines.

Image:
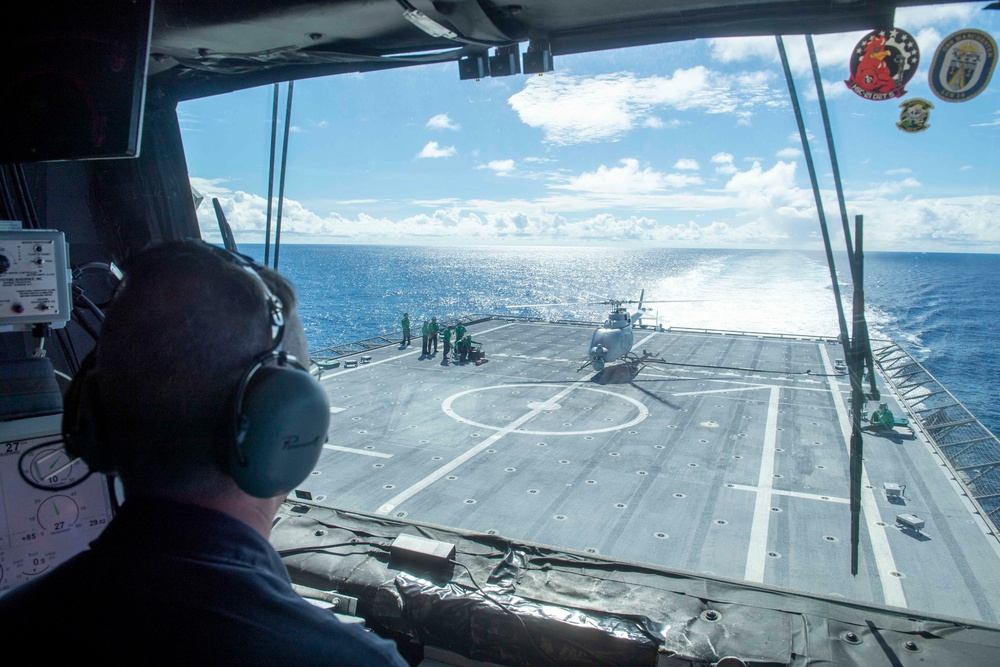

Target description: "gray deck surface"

left=299, top=320, right=1000, bottom=623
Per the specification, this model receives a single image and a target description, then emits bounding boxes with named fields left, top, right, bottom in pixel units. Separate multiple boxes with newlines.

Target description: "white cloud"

left=524, top=156, right=555, bottom=164
left=417, top=141, right=457, bottom=159
left=318, top=120, right=329, bottom=128
left=289, top=126, right=303, bottom=133
left=895, top=4, right=978, bottom=30
left=426, top=113, right=461, bottom=131
left=972, top=111, right=1000, bottom=128
left=555, top=158, right=702, bottom=195
left=189, top=177, right=234, bottom=207
left=847, top=177, right=922, bottom=199
left=960, top=165, right=974, bottom=171
left=885, top=168, right=912, bottom=176
left=776, top=147, right=802, bottom=159
left=711, top=152, right=738, bottom=174
left=195, top=157, right=1000, bottom=251
left=508, top=68, right=784, bottom=145
left=477, top=159, right=516, bottom=175
left=674, top=158, right=700, bottom=171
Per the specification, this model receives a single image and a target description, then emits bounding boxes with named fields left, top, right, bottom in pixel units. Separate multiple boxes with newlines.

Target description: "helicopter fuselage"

left=589, top=310, right=639, bottom=370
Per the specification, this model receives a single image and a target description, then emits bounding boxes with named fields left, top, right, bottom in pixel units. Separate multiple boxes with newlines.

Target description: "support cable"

left=273, top=81, right=294, bottom=271
left=264, top=83, right=280, bottom=267
left=806, top=35, right=854, bottom=267
left=776, top=35, right=859, bottom=574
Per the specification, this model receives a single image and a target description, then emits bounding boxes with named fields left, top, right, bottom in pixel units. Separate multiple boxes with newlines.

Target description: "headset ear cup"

left=62, top=355, right=116, bottom=474
left=228, top=361, right=330, bottom=498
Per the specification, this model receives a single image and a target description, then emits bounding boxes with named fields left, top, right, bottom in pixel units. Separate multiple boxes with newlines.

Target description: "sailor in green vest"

left=442, top=325, right=452, bottom=362
left=455, top=322, right=467, bottom=343
left=871, top=403, right=895, bottom=429
left=421, top=320, right=430, bottom=356
left=430, top=316, right=440, bottom=354
left=401, top=313, right=411, bottom=347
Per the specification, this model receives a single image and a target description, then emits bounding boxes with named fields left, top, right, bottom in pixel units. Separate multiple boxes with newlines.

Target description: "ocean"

left=238, top=244, right=1000, bottom=436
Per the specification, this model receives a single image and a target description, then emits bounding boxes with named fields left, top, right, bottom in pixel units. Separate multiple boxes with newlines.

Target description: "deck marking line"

left=329, top=407, right=347, bottom=414
left=323, top=444, right=393, bottom=459
left=321, top=323, right=515, bottom=381
left=375, top=371, right=598, bottom=515
left=730, top=484, right=848, bottom=504
left=673, top=385, right=771, bottom=397
left=441, top=384, right=648, bottom=436
left=744, top=387, right=781, bottom=583
left=819, top=343, right=907, bottom=608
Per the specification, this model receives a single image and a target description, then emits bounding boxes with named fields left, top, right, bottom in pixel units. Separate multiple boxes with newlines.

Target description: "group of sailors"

left=401, top=313, right=479, bottom=363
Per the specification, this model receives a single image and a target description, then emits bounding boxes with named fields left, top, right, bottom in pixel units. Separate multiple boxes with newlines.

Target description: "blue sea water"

left=239, top=244, right=1000, bottom=436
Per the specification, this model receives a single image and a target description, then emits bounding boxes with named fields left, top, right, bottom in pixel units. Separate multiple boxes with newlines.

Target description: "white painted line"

left=819, top=343, right=907, bottom=608
left=329, top=407, right=347, bottom=414
left=321, top=323, right=515, bottom=381
left=441, top=383, right=649, bottom=436
left=744, top=387, right=781, bottom=583
left=375, top=371, right=598, bottom=515
left=635, top=331, right=659, bottom=350
left=323, top=444, right=392, bottom=459
left=729, top=484, right=848, bottom=504
left=673, top=385, right=771, bottom=397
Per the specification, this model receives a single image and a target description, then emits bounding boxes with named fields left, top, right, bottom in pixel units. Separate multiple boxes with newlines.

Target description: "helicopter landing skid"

left=623, top=353, right=645, bottom=373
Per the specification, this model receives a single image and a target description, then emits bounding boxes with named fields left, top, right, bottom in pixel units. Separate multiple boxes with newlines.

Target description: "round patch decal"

left=897, top=98, right=934, bottom=133
left=845, top=28, right=920, bottom=101
left=928, top=29, right=997, bottom=103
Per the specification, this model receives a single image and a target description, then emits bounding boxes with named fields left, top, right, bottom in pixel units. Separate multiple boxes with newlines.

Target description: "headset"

left=62, top=240, right=331, bottom=498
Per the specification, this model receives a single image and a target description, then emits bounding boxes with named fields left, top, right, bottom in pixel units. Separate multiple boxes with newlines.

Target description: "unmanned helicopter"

left=512, top=290, right=696, bottom=371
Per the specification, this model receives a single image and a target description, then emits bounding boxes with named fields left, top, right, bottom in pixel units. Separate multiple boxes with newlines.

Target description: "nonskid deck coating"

left=298, top=320, right=1000, bottom=622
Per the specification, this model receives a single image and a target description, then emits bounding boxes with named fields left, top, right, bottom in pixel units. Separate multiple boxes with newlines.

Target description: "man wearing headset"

left=0, top=241, right=408, bottom=666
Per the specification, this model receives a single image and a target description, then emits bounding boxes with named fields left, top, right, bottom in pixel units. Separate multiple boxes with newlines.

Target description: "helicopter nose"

left=590, top=345, right=607, bottom=370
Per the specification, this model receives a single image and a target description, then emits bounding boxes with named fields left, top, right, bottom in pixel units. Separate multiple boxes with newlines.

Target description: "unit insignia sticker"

left=897, top=98, right=934, bottom=133
left=845, top=28, right=920, bottom=101
left=928, top=29, right=997, bottom=102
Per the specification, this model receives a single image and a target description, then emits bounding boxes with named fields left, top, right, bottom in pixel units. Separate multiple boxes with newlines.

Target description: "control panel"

left=0, top=230, right=71, bottom=332
left=0, top=415, right=114, bottom=595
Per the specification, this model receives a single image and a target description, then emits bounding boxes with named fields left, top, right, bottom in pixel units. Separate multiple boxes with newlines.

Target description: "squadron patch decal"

left=897, top=98, right=934, bottom=133
left=928, top=29, right=997, bottom=102
left=845, top=28, right=920, bottom=101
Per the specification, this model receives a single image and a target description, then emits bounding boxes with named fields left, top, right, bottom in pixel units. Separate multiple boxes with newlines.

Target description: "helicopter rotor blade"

left=509, top=300, right=612, bottom=308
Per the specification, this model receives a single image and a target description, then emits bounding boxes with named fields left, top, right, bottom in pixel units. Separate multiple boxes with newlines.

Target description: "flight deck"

left=290, top=319, right=1000, bottom=624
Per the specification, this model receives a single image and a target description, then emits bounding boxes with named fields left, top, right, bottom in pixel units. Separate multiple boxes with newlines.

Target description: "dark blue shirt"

left=0, top=498, right=407, bottom=666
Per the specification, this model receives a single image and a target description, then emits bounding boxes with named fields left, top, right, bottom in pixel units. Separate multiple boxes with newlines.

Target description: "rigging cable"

left=777, top=35, right=862, bottom=576
left=264, top=83, right=280, bottom=268
left=272, top=81, right=294, bottom=271
left=806, top=35, right=854, bottom=268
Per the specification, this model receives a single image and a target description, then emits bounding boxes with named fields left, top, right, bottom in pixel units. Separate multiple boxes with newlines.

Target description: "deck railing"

left=873, top=340, right=1000, bottom=539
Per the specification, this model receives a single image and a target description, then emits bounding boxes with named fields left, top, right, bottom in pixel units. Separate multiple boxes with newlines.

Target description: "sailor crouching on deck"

left=0, top=241, right=407, bottom=667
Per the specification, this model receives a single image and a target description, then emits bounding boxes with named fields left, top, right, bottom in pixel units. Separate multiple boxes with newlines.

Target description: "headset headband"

left=188, top=240, right=285, bottom=349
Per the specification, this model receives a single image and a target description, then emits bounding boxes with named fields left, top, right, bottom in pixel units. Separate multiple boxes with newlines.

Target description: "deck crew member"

left=421, top=319, right=430, bottom=355
left=455, top=322, right=467, bottom=344
left=0, top=241, right=407, bottom=666
left=442, top=325, right=452, bottom=361
left=401, top=312, right=411, bottom=347
left=430, top=316, right=440, bottom=354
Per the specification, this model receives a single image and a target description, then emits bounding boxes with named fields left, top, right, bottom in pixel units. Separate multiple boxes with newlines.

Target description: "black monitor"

left=0, top=1, right=153, bottom=163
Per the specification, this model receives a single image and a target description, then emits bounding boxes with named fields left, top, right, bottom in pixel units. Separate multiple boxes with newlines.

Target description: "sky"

left=180, top=2, right=1000, bottom=252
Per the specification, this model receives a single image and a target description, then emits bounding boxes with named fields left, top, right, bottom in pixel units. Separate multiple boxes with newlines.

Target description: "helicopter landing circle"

left=442, top=383, right=649, bottom=436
